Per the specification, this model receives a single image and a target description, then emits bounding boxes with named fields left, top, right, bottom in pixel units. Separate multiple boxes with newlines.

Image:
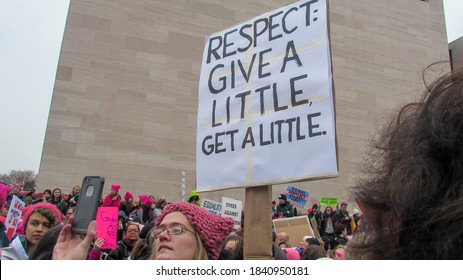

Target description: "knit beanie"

left=111, top=184, right=121, bottom=192
left=13, top=183, right=24, bottom=191
left=22, top=202, right=65, bottom=230
left=139, top=195, right=147, bottom=204
left=124, top=191, right=133, bottom=200
left=144, top=198, right=153, bottom=206
left=155, top=202, right=234, bottom=260
left=282, top=247, right=301, bottom=260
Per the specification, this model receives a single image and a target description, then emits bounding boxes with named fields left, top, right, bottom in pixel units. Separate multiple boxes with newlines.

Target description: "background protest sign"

left=181, top=171, right=186, bottom=202
left=5, top=195, right=25, bottom=240
left=221, top=197, right=242, bottom=229
left=201, top=198, right=222, bottom=216
left=196, top=0, right=337, bottom=191
left=285, top=185, right=309, bottom=209
left=320, top=197, right=338, bottom=206
left=96, top=207, right=118, bottom=250
left=273, top=216, right=314, bottom=247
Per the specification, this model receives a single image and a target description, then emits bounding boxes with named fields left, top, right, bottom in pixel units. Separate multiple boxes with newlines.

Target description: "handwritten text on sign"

left=96, top=207, right=118, bottom=250
left=5, top=196, right=25, bottom=240
left=221, top=197, right=243, bottom=229
left=197, top=0, right=337, bottom=191
left=286, top=185, right=309, bottom=209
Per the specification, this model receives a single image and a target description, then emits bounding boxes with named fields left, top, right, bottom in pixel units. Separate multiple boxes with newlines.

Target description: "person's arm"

left=286, top=204, right=294, bottom=217
left=52, top=216, right=96, bottom=260
left=87, top=238, right=104, bottom=260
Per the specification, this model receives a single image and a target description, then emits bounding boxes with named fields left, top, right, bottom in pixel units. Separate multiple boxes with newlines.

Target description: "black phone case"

left=71, top=176, right=104, bottom=235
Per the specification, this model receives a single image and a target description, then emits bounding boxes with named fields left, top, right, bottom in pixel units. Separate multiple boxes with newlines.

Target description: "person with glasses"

left=106, top=222, right=140, bottom=260
left=50, top=202, right=234, bottom=260
left=149, top=202, right=234, bottom=260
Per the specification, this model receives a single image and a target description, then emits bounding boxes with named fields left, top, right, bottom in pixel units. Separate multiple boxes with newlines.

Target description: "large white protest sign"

left=201, top=198, right=222, bottom=216
left=221, top=197, right=242, bottom=229
left=196, top=0, right=337, bottom=191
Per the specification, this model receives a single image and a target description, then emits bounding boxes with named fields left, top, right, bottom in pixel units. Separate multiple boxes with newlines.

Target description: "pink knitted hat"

left=21, top=202, right=65, bottom=230
left=124, top=191, right=133, bottom=200
left=139, top=195, right=147, bottom=203
left=111, top=184, right=121, bottom=191
left=282, top=247, right=301, bottom=260
left=155, top=202, right=234, bottom=260
left=144, top=198, right=153, bottom=206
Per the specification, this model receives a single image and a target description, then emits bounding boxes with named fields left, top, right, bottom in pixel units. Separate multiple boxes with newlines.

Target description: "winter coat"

left=276, top=201, right=294, bottom=218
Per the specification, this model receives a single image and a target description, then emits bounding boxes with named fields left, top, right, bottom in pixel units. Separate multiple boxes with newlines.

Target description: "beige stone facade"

left=450, top=36, right=463, bottom=70
left=38, top=0, right=449, bottom=211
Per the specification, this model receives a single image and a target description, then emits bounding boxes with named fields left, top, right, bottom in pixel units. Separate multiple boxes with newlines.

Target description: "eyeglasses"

left=151, top=226, right=195, bottom=238
left=127, top=229, right=139, bottom=233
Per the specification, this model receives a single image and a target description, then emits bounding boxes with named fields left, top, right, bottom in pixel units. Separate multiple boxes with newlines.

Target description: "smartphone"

left=71, top=176, right=105, bottom=235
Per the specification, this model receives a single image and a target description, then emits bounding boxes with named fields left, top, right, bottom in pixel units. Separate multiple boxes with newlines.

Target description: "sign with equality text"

left=196, top=0, right=337, bottom=190
left=201, top=198, right=222, bottom=216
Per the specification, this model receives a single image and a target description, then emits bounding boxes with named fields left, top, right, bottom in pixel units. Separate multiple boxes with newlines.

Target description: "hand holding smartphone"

left=71, top=176, right=105, bottom=235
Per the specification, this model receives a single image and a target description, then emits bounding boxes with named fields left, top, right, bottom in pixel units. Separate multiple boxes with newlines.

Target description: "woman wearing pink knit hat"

left=50, top=202, right=234, bottom=260
left=1, top=202, right=65, bottom=260
left=149, top=202, right=234, bottom=260
left=119, top=191, right=135, bottom=218
left=103, top=184, right=122, bottom=207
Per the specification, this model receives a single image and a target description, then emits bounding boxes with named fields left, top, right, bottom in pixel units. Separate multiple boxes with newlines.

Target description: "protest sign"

left=5, top=195, right=25, bottom=240
left=201, top=198, right=222, bottom=216
left=181, top=171, right=186, bottom=202
left=285, top=185, right=309, bottom=209
left=221, top=197, right=242, bottom=229
left=196, top=0, right=337, bottom=191
left=96, top=207, right=118, bottom=250
left=320, top=197, right=338, bottom=206
left=309, top=216, right=322, bottom=240
left=273, top=215, right=314, bottom=247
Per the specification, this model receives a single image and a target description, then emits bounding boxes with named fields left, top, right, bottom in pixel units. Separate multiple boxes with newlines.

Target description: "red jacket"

left=103, top=194, right=121, bottom=207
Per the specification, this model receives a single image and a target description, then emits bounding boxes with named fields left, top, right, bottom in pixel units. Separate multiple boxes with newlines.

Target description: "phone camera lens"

left=85, top=177, right=91, bottom=183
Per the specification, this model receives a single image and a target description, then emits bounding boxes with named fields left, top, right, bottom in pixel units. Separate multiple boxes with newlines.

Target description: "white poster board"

left=181, top=171, right=186, bottom=202
left=196, top=0, right=337, bottom=191
left=221, top=197, right=242, bottom=229
left=5, top=195, right=25, bottom=240
left=200, top=198, right=222, bottom=216
left=273, top=216, right=314, bottom=247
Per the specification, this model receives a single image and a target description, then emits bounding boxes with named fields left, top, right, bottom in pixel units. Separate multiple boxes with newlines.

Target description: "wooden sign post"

left=243, top=185, right=273, bottom=260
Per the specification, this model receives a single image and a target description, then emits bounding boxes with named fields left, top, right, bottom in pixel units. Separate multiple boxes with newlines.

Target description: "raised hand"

left=52, top=216, right=96, bottom=260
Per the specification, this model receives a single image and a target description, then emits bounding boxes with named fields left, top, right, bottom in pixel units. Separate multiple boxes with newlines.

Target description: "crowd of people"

left=0, top=180, right=360, bottom=260
left=1, top=68, right=462, bottom=260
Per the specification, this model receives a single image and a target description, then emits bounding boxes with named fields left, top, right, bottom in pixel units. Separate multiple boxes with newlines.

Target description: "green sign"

left=320, top=197, right=338, bottom=206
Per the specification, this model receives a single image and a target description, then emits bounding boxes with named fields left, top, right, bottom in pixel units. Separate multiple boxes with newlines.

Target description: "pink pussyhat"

left=124, top=191, right=133, bottom=200
left=111, top=184, right=121, bottom=192
left=155, top=202, right=234, bottom=260
left=21, top=202, right=65, bottom=230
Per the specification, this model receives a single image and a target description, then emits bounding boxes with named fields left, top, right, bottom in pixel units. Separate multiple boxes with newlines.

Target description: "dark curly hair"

left=347, top=68, right=463, bottom=259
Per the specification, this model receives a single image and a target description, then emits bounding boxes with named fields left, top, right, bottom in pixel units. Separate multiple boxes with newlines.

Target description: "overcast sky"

left=0, top=0, right=462, bottom=175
